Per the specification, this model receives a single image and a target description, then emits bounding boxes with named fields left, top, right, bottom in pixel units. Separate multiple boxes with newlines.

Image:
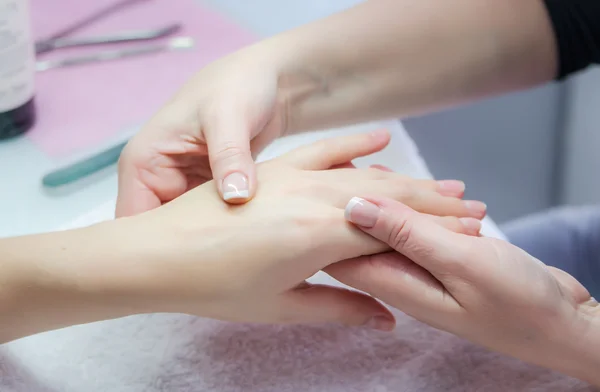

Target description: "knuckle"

left=214, top=141, right=247, bottom=161
left=387, top=216, right=413, bottom=251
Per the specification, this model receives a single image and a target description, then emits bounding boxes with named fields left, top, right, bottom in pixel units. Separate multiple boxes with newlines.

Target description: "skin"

left=334, top=196, right=600, bottom=386
left=116, top=0, right=556, bottom=213
left=113, top=0, right=600, bottom=384
left=0, top=132, right=482, bottom=343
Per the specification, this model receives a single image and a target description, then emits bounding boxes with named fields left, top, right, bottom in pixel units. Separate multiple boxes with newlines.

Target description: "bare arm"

left=261, top=0, right=557, bottom=132
left=0, top=222, right=147, bottom=343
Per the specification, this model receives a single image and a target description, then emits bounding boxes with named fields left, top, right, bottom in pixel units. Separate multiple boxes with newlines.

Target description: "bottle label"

left=0, top=0, right=35, bottom=112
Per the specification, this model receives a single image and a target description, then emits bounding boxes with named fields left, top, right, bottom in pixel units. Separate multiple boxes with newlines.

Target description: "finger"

left=330, top=162, right=356, bottom=169
left=426, top=215, right=482, bottom=236
left=343, top=196, right=478, bottom=275
left=401, top=190, right=486, bottom=219
left=204, top=117, right=257, bottom=204
left=278, top=129, right=391, bottom=170
left=324, top=252, right=458, bottom=317
left=436, top=179, right=466, bottom=198
left=278, top=284, right=395, bottom=331
left=316, top=169, right=484, bottom=218
left=311, top=168, right=477, bottom=216
left=116, top=149, right=162, bottom=217
left=249, top=123, right=281, bottom=160
left=383, top=176, right=466, bottom=198
left=370, top=164, right=394, bottom=172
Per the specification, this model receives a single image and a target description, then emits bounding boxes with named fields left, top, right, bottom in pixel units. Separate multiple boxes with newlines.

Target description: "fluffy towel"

left=0, top=121, right=593, bottom=391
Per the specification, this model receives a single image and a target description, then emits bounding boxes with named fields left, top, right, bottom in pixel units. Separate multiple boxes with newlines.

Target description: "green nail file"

left=42, top=141, right=127, bottom=187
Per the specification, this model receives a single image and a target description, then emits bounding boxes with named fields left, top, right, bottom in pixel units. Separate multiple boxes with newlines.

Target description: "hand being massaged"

left=127, top=130, right=485, bottom=329
left=0, top=130, right=485, bottom=343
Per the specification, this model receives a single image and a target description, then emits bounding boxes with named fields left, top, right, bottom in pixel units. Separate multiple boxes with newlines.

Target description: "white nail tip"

left=223, top=190, right=250, bottom=200
left=345, top=197, right=364, bottom=221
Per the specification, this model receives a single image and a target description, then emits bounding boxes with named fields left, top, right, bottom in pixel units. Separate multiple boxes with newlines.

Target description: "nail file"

left=42, top=140, right=128, bottom=188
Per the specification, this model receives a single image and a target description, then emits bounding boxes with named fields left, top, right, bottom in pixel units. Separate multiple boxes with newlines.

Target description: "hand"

left=0, top=131, right=485, bottom=343
left=116, top=46, right=289, bottom=216
left=327, top=196, right=600, bottom=382
left=118, top=131, right=484, bottom=330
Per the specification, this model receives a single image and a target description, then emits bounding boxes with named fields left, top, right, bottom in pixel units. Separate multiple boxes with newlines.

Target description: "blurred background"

left=1, top=0, right=597, bottom=238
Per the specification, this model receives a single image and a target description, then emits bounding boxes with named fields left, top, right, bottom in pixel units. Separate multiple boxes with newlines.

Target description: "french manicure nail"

left=345, top=197, right=380, bottom=228
left=459, top=217, right=482, bottom=233
left=365, top=315, right=395, bottom=331
left=222, top=172, right=249, bottom=201
left=437, top=180, right=465, bottom=196
left=463, top=200, right=487, bottom=218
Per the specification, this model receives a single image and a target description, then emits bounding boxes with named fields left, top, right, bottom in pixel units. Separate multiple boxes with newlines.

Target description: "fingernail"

left=463, top=200, right=487, bottom=218
left=345, top=197, right=380, bottom=228
left=437, top=180, right=465, bottom=196
left=459, top=217, right=482, bottom=233
left=222, top=172, right=249, bottom=201
left=365, top=315, right=395, bottom=331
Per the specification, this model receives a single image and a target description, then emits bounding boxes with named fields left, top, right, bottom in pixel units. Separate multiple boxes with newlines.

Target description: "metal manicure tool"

left=35, top=0, right=193, bottom=71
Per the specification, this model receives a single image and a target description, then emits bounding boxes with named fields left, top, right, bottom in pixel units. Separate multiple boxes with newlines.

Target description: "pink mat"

left=29, top=0, right=256, bottom=157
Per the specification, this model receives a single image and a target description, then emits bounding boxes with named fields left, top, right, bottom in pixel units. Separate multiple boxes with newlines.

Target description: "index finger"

left=277, top=129, right=391, bottom=170
left=116, top=152, right=161, bottom=218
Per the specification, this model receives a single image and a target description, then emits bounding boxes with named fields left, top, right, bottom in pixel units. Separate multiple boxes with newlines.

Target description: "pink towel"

left=0, top=297, right=593, bottom=391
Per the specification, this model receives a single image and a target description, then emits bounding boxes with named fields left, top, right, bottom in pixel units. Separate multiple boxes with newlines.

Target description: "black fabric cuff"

left=544, top=0, right=600, bottom=80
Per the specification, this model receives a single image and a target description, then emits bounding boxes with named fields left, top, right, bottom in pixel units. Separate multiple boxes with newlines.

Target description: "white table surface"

left=0, top=0, right=364, bottom=238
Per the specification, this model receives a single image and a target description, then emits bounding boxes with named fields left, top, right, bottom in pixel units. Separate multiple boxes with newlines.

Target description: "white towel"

left=1, top=121, right=591, bottom=391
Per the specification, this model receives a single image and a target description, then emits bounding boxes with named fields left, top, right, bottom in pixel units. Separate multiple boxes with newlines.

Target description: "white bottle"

left=0, top=0, right=36, bottom=139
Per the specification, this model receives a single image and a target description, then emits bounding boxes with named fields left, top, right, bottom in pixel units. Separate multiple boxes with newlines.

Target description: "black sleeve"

left=543, top=0, right=600, bottom=80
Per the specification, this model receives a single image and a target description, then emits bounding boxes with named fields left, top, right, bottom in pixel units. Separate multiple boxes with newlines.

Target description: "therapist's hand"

left=328, top=196, right=600, bottom=383
left=116, top=47, right=289, bottom=216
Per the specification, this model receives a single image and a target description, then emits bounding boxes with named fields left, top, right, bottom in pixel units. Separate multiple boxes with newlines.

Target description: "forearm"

left=263, top=0, right=557, bottom=132
left=0, top=221, right=149, bottom=342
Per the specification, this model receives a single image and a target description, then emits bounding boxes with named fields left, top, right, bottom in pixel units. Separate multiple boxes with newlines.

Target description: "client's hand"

left=328, top=196, right=600, bottom=384
left=120, top=130, right=484, bottom=331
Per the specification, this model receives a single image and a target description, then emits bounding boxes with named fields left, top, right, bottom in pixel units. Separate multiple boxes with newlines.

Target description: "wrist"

left=259, top=30, right=370, bottom=134
left=244, top=36, right=328, bottom=135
